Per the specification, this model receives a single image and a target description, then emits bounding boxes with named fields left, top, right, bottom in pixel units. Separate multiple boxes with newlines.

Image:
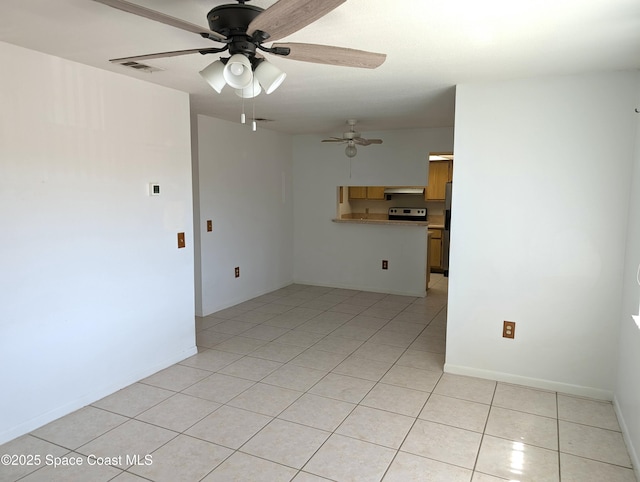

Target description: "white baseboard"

left=613, top=395, right=640, bottom=481
left=292, top=278, right=427, bottom=298
left=0, top=345, right=197, bottom=446
left=443, top=363, right=614, bottom=401
left=201, top=281, right=294, bottom=317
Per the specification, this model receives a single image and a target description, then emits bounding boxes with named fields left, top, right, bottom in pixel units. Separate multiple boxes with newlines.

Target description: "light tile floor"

left=2, top=275, right=637, bottom=482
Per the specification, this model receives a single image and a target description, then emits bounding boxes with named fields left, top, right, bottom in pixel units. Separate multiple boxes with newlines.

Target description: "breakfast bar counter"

left=332, top=218, right=429, bottom=227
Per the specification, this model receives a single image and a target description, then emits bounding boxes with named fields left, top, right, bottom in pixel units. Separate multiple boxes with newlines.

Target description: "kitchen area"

left=333, top=155, right=453, bottom=290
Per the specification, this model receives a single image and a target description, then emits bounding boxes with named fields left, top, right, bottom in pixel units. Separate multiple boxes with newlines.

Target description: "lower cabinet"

left=429, top=228, right=443, bottom=272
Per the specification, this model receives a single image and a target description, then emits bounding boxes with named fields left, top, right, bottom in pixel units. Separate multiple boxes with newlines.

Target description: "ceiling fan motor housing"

left=207, top=4, right=263, bottom=35
left=207, top=4, right=265, bottom=57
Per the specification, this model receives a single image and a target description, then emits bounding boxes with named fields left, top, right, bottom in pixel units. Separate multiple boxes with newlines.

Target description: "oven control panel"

left=388, top=207, right=427, bottom=221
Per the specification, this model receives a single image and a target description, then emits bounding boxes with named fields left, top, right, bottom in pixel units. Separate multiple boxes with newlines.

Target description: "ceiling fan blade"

left=91, top=0, right=226, bottom=41
left=272, top=43, right=386, bottom=69
left=110, top=47, right=222, bottom=64
left=321, top=138, right=347, bottom=143
left=247, top=0, right=345, bottom=42
left=353, top=137, right=383, bottom=146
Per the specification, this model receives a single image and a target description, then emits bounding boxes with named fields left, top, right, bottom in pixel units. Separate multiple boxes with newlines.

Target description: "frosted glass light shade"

left=345, top=143, right=357, bottom=158
left=235, top=77, right=262, bottom=98
left=223, top=54, right=253, bottom=89
left=199, top=60, right=226, bottom=93
left=254, top=60, right=287, bottom=94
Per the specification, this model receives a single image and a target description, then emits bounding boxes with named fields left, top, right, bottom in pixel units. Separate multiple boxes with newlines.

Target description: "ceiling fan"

left=92, top=0, right=386, bottom=99
left=322, top=120, right=383, bottom=157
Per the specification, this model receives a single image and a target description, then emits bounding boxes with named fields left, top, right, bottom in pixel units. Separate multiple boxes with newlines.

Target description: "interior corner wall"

left=292, top=128, right=453, bottom=295
left=614, top=75, right=640, bottom=476
left=192, top=111, right=203, bottom=317
left=194, top=115, right=294, bottom=316
left=0, top=42, right=196, bottom=444
left=446, top=71, right=638, bottom=399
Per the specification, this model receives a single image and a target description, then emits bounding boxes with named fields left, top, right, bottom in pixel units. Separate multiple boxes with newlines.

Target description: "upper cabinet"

left=425, top=160, right=453, bottom=201
left=348, top=186, right=367, bottom=199
left=366, top=186, right=386, bottom=200
left=349, top=186, right=386, bottom=200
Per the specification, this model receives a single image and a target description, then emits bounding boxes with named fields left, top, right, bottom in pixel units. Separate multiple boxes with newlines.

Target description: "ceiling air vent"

left=112, top=60, right=163, bottom=73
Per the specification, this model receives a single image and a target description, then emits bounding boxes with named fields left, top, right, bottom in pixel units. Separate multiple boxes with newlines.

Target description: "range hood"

left=383, top=187, right=425, bottom=195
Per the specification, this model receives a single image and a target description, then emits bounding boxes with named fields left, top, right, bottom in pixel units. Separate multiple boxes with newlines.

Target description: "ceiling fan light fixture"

left=254, top=60, right=287, bottom=94
left=345, top=142, right=357, bottom=158
left=223, top=54, right=253, bottom=89
left=93, top=0, right=387, bottom=127
left=235, top=77, right=262, bottom=98
left=199, top=59, right=226, bottom=93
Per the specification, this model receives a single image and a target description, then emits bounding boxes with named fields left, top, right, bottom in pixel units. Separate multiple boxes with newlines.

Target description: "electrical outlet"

left=206, top=220, right=213, bottom=232
left=503, top=320, right=516, bottom=339
left=177, top=232, right=185, bottom=249
left=234, top=267, right=240, bottom=278
left=382, top=260, right=388, bottom=270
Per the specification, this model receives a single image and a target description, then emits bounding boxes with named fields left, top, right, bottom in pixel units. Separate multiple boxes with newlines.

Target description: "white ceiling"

left=1, top=0, right=639, bottom=135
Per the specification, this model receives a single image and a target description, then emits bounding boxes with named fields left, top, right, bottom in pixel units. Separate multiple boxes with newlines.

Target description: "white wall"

left=0, top=42, right=196, bottom=444
left=194, top=115, right=293, bottom=316
left=447, top=71, right=639, bottom=399
left=293, top=128, right=454, bottom=295
left=615, top=82, right=640, bottom=476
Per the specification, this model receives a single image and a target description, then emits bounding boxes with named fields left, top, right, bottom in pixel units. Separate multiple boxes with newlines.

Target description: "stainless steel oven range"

left=387, top=207, right=427, bottom=221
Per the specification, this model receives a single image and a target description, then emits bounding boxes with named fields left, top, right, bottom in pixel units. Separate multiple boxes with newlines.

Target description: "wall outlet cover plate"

left=503, top=320, right=516, bottom=339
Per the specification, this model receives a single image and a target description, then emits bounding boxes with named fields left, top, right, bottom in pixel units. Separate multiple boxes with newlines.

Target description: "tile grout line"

left=469, top=377, right=498, bottom=479
left=377, top=377, right=442, bottom=481
left=557, top=390, right=563, bottom=482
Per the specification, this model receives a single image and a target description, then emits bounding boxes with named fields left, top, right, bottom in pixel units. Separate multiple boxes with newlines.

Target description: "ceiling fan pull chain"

left=252, top=99, right=257, bottom=132
left=251, top=82, right=257, bottom=131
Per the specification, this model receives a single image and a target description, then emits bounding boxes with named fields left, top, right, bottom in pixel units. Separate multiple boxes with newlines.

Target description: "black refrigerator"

left=443, top=181, right=452, bottom=277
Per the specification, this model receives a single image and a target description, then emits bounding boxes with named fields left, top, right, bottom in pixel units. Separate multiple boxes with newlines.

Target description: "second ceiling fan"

left=92, top=0, right=387, bottom=97
left=322, top=120, right=383, bottom=157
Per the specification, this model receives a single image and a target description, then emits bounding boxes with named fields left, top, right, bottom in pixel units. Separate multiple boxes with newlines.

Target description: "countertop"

left=332, top=218, right=430, bottom=227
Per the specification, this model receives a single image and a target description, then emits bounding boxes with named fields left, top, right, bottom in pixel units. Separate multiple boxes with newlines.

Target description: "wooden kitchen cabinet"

left=366, top=186, right=386, bottom=200
left=425, top=160, right=452, bottom=201
left=348, top=186, right=367, bottom=199
left=348, top=186, right=386, bottom=200
left=429, top=228, right=443, bottom=271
